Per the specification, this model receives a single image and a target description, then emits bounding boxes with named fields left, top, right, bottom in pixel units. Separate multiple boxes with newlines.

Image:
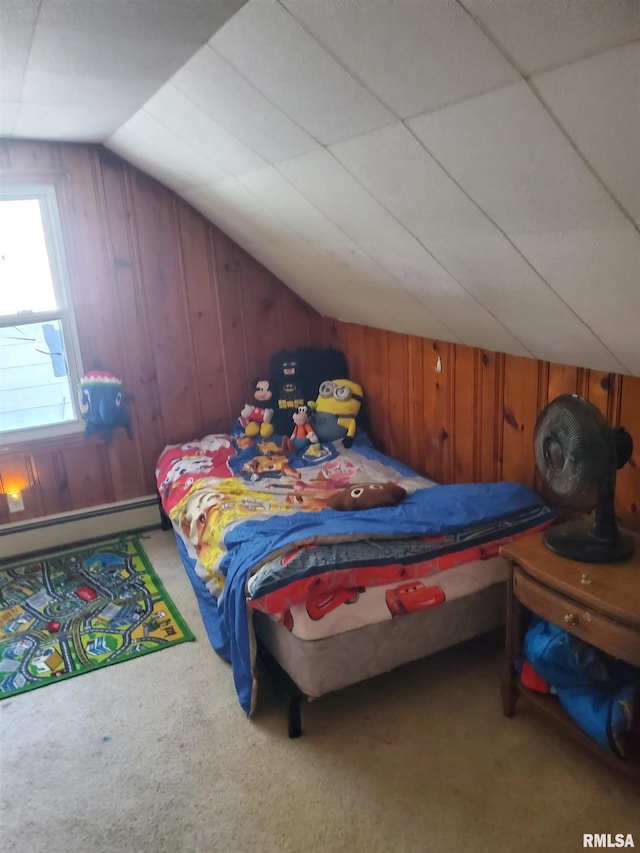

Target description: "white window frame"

left=0, top=183, right=85, bottom=445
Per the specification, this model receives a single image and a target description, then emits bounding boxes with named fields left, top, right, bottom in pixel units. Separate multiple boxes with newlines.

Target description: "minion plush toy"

left=308, top=379, right=363, bottom=447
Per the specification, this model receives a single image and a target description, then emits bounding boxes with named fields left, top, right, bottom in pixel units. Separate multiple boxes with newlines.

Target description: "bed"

left=156, top=430, right=554, bottom=735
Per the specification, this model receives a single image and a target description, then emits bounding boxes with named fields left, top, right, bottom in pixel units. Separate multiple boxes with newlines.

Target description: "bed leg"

left=157, top=490, right=172, bottom=531
left=257, top=640, right=306, bottom=738
left=288, top=697, right=302, bottom=739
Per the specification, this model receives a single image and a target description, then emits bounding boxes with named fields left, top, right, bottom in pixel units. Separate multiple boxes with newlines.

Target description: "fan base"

left=543, top=521, right=635, bottom=564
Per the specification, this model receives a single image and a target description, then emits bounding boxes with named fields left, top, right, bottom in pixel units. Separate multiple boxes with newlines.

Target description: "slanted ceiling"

left=2, top=1, right=639, bottom=375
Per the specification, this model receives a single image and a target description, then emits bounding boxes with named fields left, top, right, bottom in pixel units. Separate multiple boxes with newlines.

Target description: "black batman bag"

left=269, top=346, right=349, bottom=436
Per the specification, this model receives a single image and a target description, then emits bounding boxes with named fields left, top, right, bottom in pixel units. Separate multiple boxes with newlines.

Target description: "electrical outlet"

left=7, top=491, right=24, bottom=513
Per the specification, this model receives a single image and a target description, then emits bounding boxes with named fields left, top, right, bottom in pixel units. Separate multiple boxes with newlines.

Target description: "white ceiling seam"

left=395, top=121, right=631, bottom=371
left=234, top=164, right=454, bottom=338
left=326, top=121, right=620, bottom=370
left=273, top=146, right=533, bottom=357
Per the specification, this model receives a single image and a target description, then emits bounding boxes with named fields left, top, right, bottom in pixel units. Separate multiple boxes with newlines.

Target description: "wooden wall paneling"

left=452, top=345, right=477, bottom=483
left=421, top=339, right=453, bottom=484
left=59, top=147, right=148, bottom=497
left=176, top=203, right=229, bottom=435
left=330, top=322, right=369, bottom=438
left=386, top=332, right=410, bottom=464
left=0, top=455, right=33, bottom=523
left=616, top=375, right=640, bottom=531
left=58, top=146, right=123, bottom=372
left=501, top=355, right=541, bottom=486
left=131, top=173, right=200, bottom=443
left=0, top=497, right=8, bottom=526
left=278, top=287, right=317, bottom=350
left=99, top=153, right=160, bottom=493
left=4, top=139, right=60, bottom=172
left=406, top=334, right=425, bottom=475
left=238, top=250, right=281, bottom=377
left=30, top=450, right=70, bottom=517
left=316, top=317, right=341, bottom=351
left=211, top=230, right=251, bottom=426
left=20, top=455, right=43, bottom=519
left=477, top=350, right=503, bottom=483
left=331, top=320, right=353, bottom=371
left=0, top=139, right=11, bottom=169
left=343, top=323, right=365, bottom=382
left=547, top=363, right=580, bottom=402
left=585, top=370, right=616, bottom=420
left=361, top=325, right=390, bottom=454
left=60, top=444, right=113, bottom=510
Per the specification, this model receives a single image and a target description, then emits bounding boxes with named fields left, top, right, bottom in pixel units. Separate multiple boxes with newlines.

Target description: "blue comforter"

left=206, top=481, right=550, bottom=715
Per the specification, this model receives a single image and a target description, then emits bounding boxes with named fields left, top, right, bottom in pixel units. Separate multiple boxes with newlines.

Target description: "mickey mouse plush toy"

left=239, top=379, right=274, bottom=438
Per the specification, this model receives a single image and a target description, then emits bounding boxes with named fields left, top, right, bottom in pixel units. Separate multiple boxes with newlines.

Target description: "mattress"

left=252, top=582, right=507, bottom=699
left=253, top=555, right=508, bottom=641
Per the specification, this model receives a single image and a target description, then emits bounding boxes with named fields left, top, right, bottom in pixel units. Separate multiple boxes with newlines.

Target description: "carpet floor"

left=1, top=529, right=637, bottom=853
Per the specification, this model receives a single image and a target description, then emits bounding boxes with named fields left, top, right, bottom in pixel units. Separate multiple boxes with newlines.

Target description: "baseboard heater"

left=0, top=496, right=161, bottom=561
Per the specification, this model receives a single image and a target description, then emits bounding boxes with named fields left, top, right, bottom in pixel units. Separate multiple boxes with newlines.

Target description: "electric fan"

left=533, top=394, right=634, bottom=563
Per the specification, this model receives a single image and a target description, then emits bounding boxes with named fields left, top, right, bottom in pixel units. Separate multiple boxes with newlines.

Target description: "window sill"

left=0, top=426, right=105, bottom=456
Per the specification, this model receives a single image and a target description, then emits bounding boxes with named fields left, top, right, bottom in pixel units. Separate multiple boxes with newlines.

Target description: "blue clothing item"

left=524, top=617, right=638, bottom=756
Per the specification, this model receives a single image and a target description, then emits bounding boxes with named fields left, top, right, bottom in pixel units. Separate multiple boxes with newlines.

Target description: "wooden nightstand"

left=500, top=530, right=640, bottom=780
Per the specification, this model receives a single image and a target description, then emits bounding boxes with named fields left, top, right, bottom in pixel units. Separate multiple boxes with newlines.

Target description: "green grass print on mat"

left=0, top=536, right=194, bottom=699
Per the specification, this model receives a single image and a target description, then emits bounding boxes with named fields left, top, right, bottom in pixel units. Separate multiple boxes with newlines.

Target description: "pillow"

left=327, top=482, right=406, bottom=512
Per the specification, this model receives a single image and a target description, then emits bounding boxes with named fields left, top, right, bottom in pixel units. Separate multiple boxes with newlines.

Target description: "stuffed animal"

left=238, top=379, right=274, bottom=438
left=308, top=379, right=363, bottom=447
left=290, top=405, right=318, bottom=447
left=242, top=454, right=300, bottom=481
left=78, top=370, right=131, bottom=441
left=327, top=482, right=406, bottom=512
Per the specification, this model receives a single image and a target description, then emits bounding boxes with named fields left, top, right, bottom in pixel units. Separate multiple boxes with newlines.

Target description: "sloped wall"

left=0, top=141, right=320, bottom=524
left=319, top=319, right=640, bottom=532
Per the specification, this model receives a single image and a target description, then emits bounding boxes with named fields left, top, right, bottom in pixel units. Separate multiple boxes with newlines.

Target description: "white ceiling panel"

left=0, top=0, right=40, bottom=101
left=143, top=85, right=266, bottom=176
left=427, top=232, right=627, bottom=371
left=332, top=122, right=496, bottom=240
left=14, top=103, right=140, bottom=143
left=533, top=43, right=640, bottom=225
left=278, top=147, right=528, bottom=354
left=410, top=81, right=637, bottom=373
left=182, top=178, right=344, bottom=319
left=329, top=122, right=620, bottom=365
left=408, top=82, right=624, bottom=235
left=2, top=0, right=246, bottom=139
left=464, top=0, right=640, bottom=75
left=2, top=0, right=639, bottom=376
left=28, top=0, right=247, bottom=76
left=106, top=112, right=229, bottom=193
left=210, top=0, right=394, bottom=145
left=282, top=0, right=519, bottom=118
left=237, top=166, right=432, bottom=334
left=171, top=45, right=319, bottom=164
left=0, top=102, right=20, bottom=136
left=514, top=229, right=639, bottom=375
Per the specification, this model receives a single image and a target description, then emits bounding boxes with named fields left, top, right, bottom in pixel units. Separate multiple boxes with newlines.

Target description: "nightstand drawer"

left=513, top=566, right=640, bottom=667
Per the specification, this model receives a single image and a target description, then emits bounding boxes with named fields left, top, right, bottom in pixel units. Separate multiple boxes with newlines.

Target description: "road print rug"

left=0, top=537, right=194, bottom=699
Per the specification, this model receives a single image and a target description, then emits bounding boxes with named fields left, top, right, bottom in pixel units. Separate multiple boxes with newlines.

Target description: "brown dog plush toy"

left=326, top=482, right=406, bottom=512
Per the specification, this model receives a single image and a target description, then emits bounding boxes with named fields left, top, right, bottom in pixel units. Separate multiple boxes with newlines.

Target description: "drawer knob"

left=563, top=613, right=579, bottom=626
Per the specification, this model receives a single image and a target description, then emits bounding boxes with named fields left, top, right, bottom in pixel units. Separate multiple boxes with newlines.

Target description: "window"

left=0, top=185, right=84, bottom=443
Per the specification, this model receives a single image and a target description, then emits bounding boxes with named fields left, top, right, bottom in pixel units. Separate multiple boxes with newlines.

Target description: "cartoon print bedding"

left=156, top=432, right=554, bottom=715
